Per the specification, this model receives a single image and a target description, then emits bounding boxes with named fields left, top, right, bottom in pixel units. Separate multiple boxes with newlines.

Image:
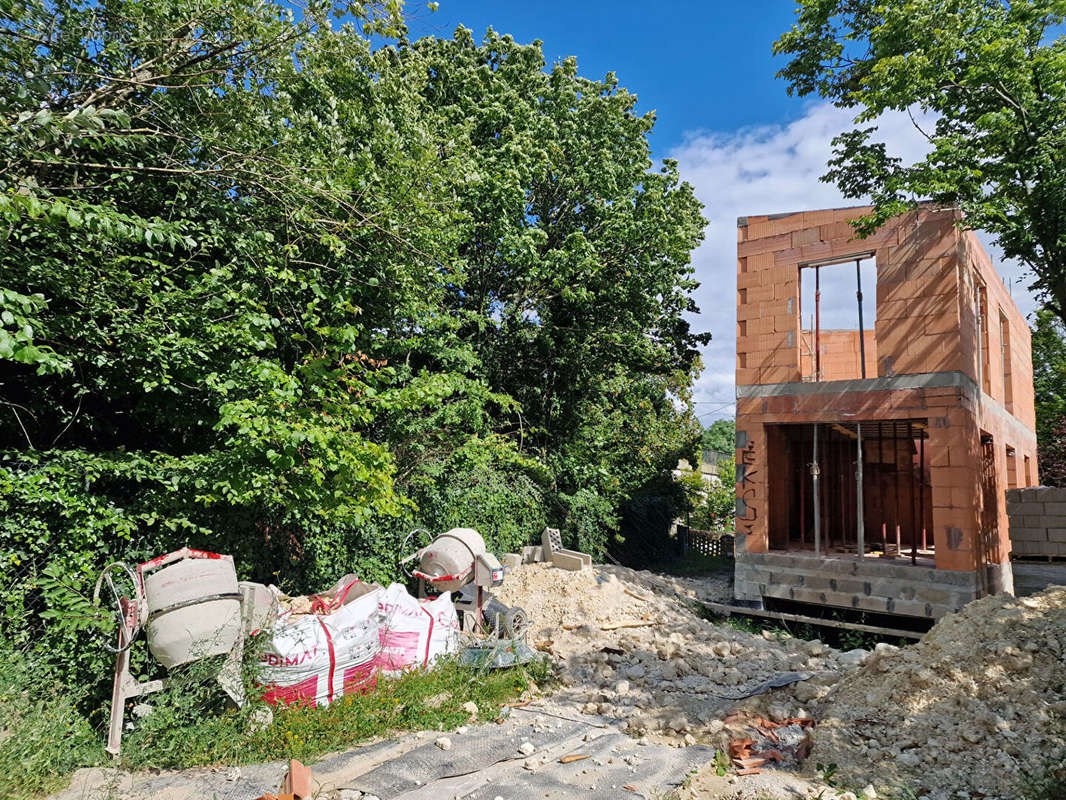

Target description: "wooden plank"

left=698, top=601, right=923, bottom=641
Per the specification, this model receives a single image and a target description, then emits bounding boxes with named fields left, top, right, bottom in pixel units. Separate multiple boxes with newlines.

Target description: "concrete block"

left=521, top=545, right=544, bottom=564
left=825, top=576, right=868, bottom=596
left=733, top=581, right=761, bottom=602
left=924, top=567, right=977, bottom=588
left=851, top=594, right=895, bottom=614
left=542, top=527, right=563, bottom=558
left=1012, top=527, right=1049, bottom=542
left=1049, top=529, right=1066, bottom=543
left=501, top=553, right=523, bottom=570
left=1044, top=503, right=1066, bottom=515
left=775, top=586, right=831, bottom=606
left=551, top=551, right=587, bottom=571
left=560, top=548, right=592, bottom=568
left=1015, top=502, right=1047, bottom=515
left=890, top=600, right=938, bottom=618
left=911, top=587, right=951, bottom=605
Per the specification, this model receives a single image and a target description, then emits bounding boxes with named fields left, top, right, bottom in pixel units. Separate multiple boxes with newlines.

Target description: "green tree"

left=0, top=0, right=710, bottom=684
left=384, top=30, right=709, bottom=550
left=701, top=418, right=736, bottom=454
left=774, top=0, right=1066, bottom=323
left=1032, top=309, right=1066, bottom=485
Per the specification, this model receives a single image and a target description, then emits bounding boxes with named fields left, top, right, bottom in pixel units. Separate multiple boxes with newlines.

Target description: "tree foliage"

left=0, top=0, right=708, bottom=676
left=774, top=0, right=1066, bottom=322
left=701, top=418, right=735, bottom=454
left=1031, top=309, right=1066, bottom=485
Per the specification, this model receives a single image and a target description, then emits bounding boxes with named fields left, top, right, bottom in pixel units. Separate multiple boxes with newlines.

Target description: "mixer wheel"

left=482, top=598, right=528, bottom=638
left=500, top=605, right=528, bottom=638
left=92, top=561, right=141, bottom=653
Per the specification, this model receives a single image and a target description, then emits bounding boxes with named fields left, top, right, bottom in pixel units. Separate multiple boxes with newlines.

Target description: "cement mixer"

left=401, top=527, right=528, bottom=639
left=92, top=548, right=265, bottom=757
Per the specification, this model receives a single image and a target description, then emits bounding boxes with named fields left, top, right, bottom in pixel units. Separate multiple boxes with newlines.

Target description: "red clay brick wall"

left=875, top=209, right=966, bottom=378
left=962, top=230, right=1039, bottom=563
left=736, top=207, right=967, bottom=388
left=799, top=329, right=877, bottom=382
left=735, top=206, right=1038, bottom=579
left=737, top=385, right=985, bottom=571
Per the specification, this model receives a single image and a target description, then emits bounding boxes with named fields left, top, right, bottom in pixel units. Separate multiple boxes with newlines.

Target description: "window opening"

left=975, top=278, right=990, bottom=395
left=799, top=254, right=877, bottom=382
left=1000, top=312, right=1013, bottom=412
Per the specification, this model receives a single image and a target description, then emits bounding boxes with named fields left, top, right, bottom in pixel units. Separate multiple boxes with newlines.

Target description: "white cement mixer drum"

left=143, top=555, right=242, bottom=669
left=418, top=528, right=486, bottom=592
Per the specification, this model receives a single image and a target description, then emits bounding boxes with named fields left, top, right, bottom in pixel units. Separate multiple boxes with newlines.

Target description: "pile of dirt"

left=495, top=563, right=866, bottom=744
left=810, top=586, right=1066, bottom=798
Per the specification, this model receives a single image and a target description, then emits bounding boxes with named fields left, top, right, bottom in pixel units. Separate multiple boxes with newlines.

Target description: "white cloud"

left=669, top=101, right=1039, bottom=424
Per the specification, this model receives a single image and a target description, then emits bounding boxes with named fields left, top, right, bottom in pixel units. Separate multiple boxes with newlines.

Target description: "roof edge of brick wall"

left=736, top=201, right=958, bottom=228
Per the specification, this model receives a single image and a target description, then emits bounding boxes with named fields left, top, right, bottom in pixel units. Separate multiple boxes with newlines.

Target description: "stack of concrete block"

left=542, top=527, right=592, bottom=571
left=1006, top=486, right=1066, bottom=557
left=734, top=550, right=981, bottom=619
left=499, top=530, right=591, bottom=572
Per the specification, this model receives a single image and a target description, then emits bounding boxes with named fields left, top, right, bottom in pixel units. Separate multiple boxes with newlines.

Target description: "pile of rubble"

left=811, top=586, right=1066, bottom=797
left=494, top=563, right=869, bottom=746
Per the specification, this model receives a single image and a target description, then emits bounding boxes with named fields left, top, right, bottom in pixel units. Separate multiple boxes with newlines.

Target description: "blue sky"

left=405, top=1, right=1040, bottom=423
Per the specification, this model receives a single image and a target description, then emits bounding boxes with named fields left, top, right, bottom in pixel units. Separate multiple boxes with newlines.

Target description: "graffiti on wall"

left=735, top=430, right=758, bottom=536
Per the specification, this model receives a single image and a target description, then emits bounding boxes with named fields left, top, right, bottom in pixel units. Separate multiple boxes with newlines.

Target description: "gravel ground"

left=808, top=586, right=1066, bottom=798
left=494, top=563, right=867, bottom=747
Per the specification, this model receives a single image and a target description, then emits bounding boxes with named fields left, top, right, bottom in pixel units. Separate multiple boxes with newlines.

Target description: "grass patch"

left=1, top=646, right=550, bottom=799
left=0, top=651, right=106, bottom=799
left=122, top=655, right=551, bottom=770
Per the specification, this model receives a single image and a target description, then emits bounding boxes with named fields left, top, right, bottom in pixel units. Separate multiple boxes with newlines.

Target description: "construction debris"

left=810, top=586, right=1066, bottom=797
left=280, top=759, right=311, bottom=799
left=493, top=562, right=869, bottom=744
left=255, top=758, right=311, bottom=800
left=724, top=711, right=815, bottom=769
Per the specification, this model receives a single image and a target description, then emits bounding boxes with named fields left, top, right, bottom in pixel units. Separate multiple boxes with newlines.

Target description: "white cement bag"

left=259, top=579, right=381, bottom=707
left=377, top=583, right=461, bottom=671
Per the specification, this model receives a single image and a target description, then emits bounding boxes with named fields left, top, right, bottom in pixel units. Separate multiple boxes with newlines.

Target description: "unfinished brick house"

left=733, top=205, right=1037, bottom=620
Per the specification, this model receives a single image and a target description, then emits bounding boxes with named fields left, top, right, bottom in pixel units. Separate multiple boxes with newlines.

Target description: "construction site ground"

left=51, top=561, right=1066, bottom=800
